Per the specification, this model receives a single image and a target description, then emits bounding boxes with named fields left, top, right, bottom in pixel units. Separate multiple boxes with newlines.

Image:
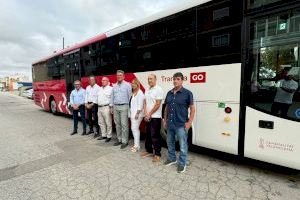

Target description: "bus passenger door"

left=244, top=10, right=300, bottom=170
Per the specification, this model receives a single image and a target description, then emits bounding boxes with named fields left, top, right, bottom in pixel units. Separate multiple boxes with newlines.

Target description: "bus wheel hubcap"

left=51, top=100, right=56, bottom=113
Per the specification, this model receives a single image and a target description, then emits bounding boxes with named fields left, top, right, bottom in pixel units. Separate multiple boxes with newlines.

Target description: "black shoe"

left=97, top=136, right=107, bottom=140
left=71, top=130, right=77, bottom=135
left=113, top=141, right=122, bottom=146
left=120, top=143, right=128, bottom=149
left=87, top=130, right=94, bottom=135
left=94, top=133, right=100, bottom=138
left=177, top=165, right=186, bottom=173
left=82, top=131, right=86, bottom=135
left=105, top=138, right=111, bottom=143
left=164, top=159, right=177, bottom=166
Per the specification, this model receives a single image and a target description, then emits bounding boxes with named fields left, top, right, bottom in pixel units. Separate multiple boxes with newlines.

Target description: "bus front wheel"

left=50, top=98, right=57, bottom=115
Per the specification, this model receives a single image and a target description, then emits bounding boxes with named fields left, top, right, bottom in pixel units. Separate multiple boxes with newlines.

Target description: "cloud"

left=0, top=0, right=182, bottom=79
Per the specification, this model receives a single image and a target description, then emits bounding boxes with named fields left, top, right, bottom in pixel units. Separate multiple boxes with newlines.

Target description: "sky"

left=0, top=0, right=183, bottom=80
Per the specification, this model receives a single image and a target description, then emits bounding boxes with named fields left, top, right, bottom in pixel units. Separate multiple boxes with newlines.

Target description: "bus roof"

left=32, top=0, right=211, bottom=65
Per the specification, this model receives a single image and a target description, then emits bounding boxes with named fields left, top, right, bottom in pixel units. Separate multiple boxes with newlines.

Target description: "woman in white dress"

left=130, top=78, right=144, bottom=152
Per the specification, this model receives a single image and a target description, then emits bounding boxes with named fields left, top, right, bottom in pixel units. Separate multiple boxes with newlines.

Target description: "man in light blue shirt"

left=110, top=70, right=132, bottom=149
left=70, top=80, right=86, bottom=135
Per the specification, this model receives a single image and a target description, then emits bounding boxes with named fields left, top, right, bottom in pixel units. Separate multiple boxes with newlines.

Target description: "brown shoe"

left=152, top=155, right=161, bottom=162
left=140, top=151, right=152, bottom=158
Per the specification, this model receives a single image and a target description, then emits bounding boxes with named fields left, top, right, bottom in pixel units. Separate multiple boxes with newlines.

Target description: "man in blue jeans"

left=163, top=72, right=195, bottom=173
left=70, top=80, right=86, bottom=135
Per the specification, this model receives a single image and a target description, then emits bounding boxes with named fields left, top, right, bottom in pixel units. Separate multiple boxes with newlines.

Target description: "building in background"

left=0, top=74, right=31, bottom=91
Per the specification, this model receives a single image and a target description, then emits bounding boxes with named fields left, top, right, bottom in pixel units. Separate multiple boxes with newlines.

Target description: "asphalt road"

left=0, top=92, right=299, bottom=200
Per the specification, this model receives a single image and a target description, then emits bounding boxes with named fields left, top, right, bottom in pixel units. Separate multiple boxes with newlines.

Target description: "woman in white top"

left=130, top=78, right=144, bottom=152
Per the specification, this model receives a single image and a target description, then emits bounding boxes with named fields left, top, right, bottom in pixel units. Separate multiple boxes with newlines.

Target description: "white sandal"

left=131, top=146, right=140, bottom=152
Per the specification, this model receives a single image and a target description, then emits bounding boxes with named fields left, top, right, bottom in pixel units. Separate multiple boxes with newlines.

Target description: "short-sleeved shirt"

left=144, top=85, right=164, bottom=118
left=165, top=87, right=194, bottom=129
left=110, top=81, right=132, bottom=106
left=97, top=85, right=112, bottom=106
left=274, top=79, right=298, bottom=104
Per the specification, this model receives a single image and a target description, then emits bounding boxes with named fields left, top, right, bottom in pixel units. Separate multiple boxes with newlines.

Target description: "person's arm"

left=185, top=92, right=195, bottom=131
left=82, top=90, right=86, bottom=106
left=84, top=87, right=88, bottom=107
left=127, top=83, right=132, bottom=103
left=148, top=100, right=161, bottom=117
left=70, top=91, right=74, bottom=106
left=93, top=86, right=100, bottom=104
left=107, top=87, right=112, bottom=100
left=137, top=93, right=144, bottom=112
left=109, top=86, right=114, bottom=114
left=97, top=90, right=100, bottom=105
left=135, top=93, right=143, bottom=119
left=185, top=105, right=195, bottom=129
left=163, top=104, right=168, bottom=129
left=110, top=86, right=114, bottom=107
left=281, top=86, right=296, bottom=93
left=143, top=99, right=148, bottom=121
left=147, top=87, right=164, bottom=118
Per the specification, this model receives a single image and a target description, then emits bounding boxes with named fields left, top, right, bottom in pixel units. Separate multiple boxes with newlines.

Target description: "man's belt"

left=98, top=104, right=109, bottom=107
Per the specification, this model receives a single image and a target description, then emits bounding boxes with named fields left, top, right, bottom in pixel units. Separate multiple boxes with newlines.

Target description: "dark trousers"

left=271, top=102, right=291, bottom=118
left=145, top=118, right=162, bottom=156
left=87, top=103, right=100, bottom=133
left=73, top=105, right=86, bottom=131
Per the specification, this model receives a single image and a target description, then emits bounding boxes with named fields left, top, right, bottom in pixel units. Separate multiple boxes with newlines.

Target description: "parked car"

left=22, top=88, right=33, bottom=99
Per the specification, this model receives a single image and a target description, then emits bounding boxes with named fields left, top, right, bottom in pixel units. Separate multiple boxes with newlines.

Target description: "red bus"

left=32, top=0, right=300, bottom=170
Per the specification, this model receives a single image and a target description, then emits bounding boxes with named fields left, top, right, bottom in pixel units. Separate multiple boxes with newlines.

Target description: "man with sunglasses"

left=70, top=80, right=86, bottom=135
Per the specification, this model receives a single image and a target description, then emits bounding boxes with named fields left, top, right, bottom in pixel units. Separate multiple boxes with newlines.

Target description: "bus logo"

left=258, top=138, right=264, bottom=149
left=190, top=72, right=206, bottom=83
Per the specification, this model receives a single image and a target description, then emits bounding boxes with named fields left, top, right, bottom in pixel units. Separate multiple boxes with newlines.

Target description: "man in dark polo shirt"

left=163, top=72, right=195, bottom=173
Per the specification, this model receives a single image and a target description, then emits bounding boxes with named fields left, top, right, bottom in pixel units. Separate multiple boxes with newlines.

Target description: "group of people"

left=69, top=70, right=195, bottom=173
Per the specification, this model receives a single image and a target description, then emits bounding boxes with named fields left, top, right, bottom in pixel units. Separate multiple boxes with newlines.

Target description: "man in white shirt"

left=272, top=73, right=298, bottom=117
left=97, top=77, right=113, bottom=142
left=141, top=74, right=164, bottom=162
left=85, top=76, right=101, bottom=138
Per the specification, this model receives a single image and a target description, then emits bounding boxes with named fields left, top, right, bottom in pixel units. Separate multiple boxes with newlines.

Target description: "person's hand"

left=144, top=113, right=150, bottom=122
left=87, top=104, right=93, bottom=110
left=145, top=113, right=151, bottom=120
left=134, top=113, right=139, bottom=120
left=184, top=121, right=192, bottom=132
left=72, top=105, right=78, bottom=110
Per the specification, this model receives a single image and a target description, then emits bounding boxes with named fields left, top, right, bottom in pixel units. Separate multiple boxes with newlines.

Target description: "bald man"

left=97, top=77, right=113, bottom=142
left=141, top=74, right=164, bottom=162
